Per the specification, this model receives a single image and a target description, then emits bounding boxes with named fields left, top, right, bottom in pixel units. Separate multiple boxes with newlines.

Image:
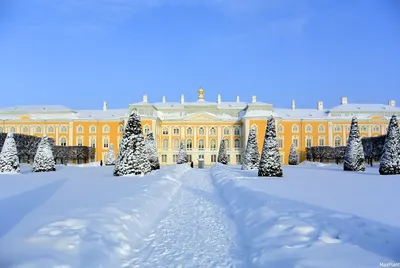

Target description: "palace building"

left=0, top=88, right=399, bottom=165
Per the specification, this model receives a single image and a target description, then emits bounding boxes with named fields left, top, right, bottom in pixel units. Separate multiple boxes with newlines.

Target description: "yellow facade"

left=0, top=91, right=398, bottom=165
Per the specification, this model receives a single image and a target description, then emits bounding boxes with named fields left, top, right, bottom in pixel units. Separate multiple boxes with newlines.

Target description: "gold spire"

left=198, top=87, right=204, bottom=100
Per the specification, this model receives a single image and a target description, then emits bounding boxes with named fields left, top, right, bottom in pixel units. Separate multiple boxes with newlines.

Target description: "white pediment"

left=183, top=112, right=220, bottom=121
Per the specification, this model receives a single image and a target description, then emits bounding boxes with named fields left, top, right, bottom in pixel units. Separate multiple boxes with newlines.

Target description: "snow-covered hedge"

left=53, top=146, right=96, bottom=164
left=362, top=135, right=386, bottom=161
left=306, top=146, right=346, bottom=162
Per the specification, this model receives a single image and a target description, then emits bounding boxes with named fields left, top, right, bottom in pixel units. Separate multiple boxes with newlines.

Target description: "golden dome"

left=198, top=87, right=204, bottom=100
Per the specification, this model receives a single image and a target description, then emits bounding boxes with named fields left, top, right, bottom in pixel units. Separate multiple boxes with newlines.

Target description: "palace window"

left=187, top=154, right=192, bottom=162
left=90, top=137, right=96, bottom=148
left=292, top=125, right=299, bottom=132
left=162, top=127, right=169, bottom=135
left=162, top=155, right=167, bottom=163
left=334, top=136, right=342, bottom=147
left=305, top=125, right=312, bottom=133
left=318, top=136, right=325, bottom=146
left=318, top=125, right=325, bottom=133
left=173, top=127, right=180, bottom=135
left=198, top=139, right=205, bottom=150
left=90, top=126, right=96, bottom=133
left=103, top=137, right=109, bottom=148
left=173, top=138, right=179, bottom=149
left=278, top=124, right=284, bottom=132
left=186, top=127, right=193, bottom=136
left=77, top=126, right=83, bottom=133
left=223, top=127, right=230, bottom=135
left=10, top=127, right=15, bottom=133
left=234, top=139, right=241, bottom=149
left=186, top=139, right=193, bottom=150
left=360, top=125, right=368, bottom=132
left=0, top=127, right=3, bottom=133
left=144, top=125, right=150, bottom=134
left=236, top=155, right=242, bottom=164
left=334, top=125, right=342, bottom=132
left=211, top=139, right=217, bottom=150
left=103, top=125, right=110, bottom=133
left=210, top=127, right=216, bottom=136
left=77, top=137, right=83, bottom=146
left=234, top=127, right=241, bottom=136
left=117, top=137, right=122, bottom=148
left=292, top=136, right=299, bottom=148
left=162, top=139, right=168, bottom=149
left=224, top=139, right=230, bottom=149
left=173, top=154, right=178, bottom=163
left=23, top=126, right=29, bottom=133
left=35, top=126, right=42, bottom=133
left=306, top=136, right=312, bottom=148
left=211, top=154, right=217, bottom=163
left=60, top=137, right=67, bottom=146
left=278, top=136, right=284, bottom=149
left=198, top=127, right=205, bottom=136
left=373, top=125, right=380, bottom=133
left=47, top=126, right=54, bottom=133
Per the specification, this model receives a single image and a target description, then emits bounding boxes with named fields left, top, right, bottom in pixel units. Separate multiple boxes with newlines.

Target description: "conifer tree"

left=344, top=117, right=365, bottom=171
left=144, top=131, right=160, bottom=170
left=258, top=116, right=283, bottom=177
left=0, top=132, right=20, bottom=173
left=217, top=140, right=228, bottom=164
left=288, top=143, right=298, bottom=165
left=105, top=144, right=115, bottom=165
left=242, top=127, right=260, bottom=170
left=379, top=115, right=400, bottom=175
left=32, top=134, right=56, bottom=172
left=113, top=109, right=151, bottom=176
left=177, top=138, right=188, bottom=164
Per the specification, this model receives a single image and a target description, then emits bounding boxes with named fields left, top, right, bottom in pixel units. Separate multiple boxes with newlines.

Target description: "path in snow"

left=126, top=168, right=246, bottom=268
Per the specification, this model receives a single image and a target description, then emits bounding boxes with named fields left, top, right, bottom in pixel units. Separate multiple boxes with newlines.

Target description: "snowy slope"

left=211, top=163, right=400, bottom=268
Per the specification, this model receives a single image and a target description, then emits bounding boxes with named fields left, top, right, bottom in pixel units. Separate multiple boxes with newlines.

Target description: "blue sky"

left=0, top=0, right=399, bottom=110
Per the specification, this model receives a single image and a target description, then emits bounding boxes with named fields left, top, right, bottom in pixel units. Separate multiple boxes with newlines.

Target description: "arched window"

left=251, top=124, right=258, bottom=134
left=210, top=127, right=216, bottom=136
left=103, top=125, right=110, bottom=133
left=103, top=137, right=109, bottom=148
left=305, top=125, right=312, bottom=133
left=47, top=126, right=54, bottom=133
left=334, top=125, right=342, bottom=132
left=318, top=125, right=325, bottom=133
left=173, top=127, right=180, bottom=135
left=292, top=124, right=299, bottom=132
left=60, top=137, right=67, bottom=146
left=144, top=125, right=150, bottom=134
left=186, top=139, right=192, bottom=150
left=90, top=137, right=96, bottom=148
left=234, top=127, right=241, bottom=136
left=373, top=125, right=380, bottom=133
left=90, top=126, right=96, bottom=133
left=36, top=126, right=42, bottom=133
left=60, top=126, right=68, bottom=133
left=77, top=137, right=83, bottom=146
left=186, top=127, right=193, bottom=136
left=23, top=126, right=29, bottom=133
left=77, top=126, right=83, bottom=133
left=173, top=138, right=179, bottom=149
left=278, top=125, right=284, bottom=132
left=234, top=138, right=241, bottom=149
left=223, top=127, right=230, bottom=135
left=0, top=127, right=3, bottom=133
left=334, top=136, right=342, bottom=147
left=306, top=136, right=312, bottom=148
left=278, top=136, right=284, bottom=148
left=162, top=139, right=168, bottom=149
left=292, top=135, right=299, bottom=148
left=10, top=127, right=15, bottom=133
left=318, top=136, right=325, bottom=146
left=198, top=139, right=205, bottom=150
left=162, top=127, right=168, bottom=135
left=198, top=127, right=205, bottom=136
left=224, top=139, right=230, bottom=149
left=360, top=125, right=367, bottom=132
left=211, top=139, right=217, bottom=150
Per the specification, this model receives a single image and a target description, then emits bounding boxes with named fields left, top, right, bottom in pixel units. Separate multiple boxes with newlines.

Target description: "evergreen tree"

left=144, top=131, right=160, bottom=170
left=344, top=117, right=365, bottom=171
left=217, top=140, right=228, bottom=164
left=242, top=127, right=260, bottom=170
left=177, top=138, right=188, bottom=164
left=32, top=135, right=56, bottom=172
left=0, top=132, right=20, bottom=173
left=288, top=143, right=298, bottom=165
left=113, top=109, right=151, bottom=176
left=258, top=116, right=283, bottom=177
left=379, top=115, right=400, bottom=175
left=105, top=144, right=115, bottom=165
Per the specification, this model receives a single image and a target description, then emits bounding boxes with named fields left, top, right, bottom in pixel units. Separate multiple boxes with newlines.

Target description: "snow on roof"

left=76, top=109, right=128, bottom=119
left=330, top=103, right=400, bottom=112
left=242, top=110, right=278, bottom=118
left=274, top=108, right=329, bottom=119
left=0, top=105, right=73, bottom=112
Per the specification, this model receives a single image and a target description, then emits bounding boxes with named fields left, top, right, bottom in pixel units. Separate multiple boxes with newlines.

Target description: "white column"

left=368, top=123, right=372, bottom=137
left=244, top=120, right=249, bottom=149
left=168, top=126, right=172, bottom=149
left=56, top=125, right=59, bottom=145
left=328, top=122, right=333, bottom=146
left=342, top=124, right=346, bottom=144
left=69, top=122, right=73, bottom=146
left=205, top=126, right=209, bottom=149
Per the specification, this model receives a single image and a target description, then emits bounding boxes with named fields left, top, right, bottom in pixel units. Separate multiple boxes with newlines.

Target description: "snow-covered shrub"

left=258, top=116, right=282, bottom=177
left=288, top=143, right=298, bottom=165
left=344, top=117, right=365, bottom=171
left=177, top=139, right=188, bottom=164
left=379, top=115, right=400, bottom=175
left=113, top=109, right=151, bottom=176
left=217, top=140, right=228, bottom=165
left=32, top=135, right=56, bottom=172
left=105, top=144, right=115, bottom=165
left=0, top=133, right=20, bottom=173
left=144, top=132, right=160, bottom=170
left=242, top=126, right=260, bottom=170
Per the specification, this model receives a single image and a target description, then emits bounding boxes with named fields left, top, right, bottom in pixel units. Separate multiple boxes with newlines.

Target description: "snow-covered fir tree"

left=258, top=116, right=283, bottom=177
left=144, top=131, right=160, bottom=170
left=105, top=144, right=115, bottom=165
left=32, top=135, right=56, bottom=172
left=217, top=140, right=228, bottom=164
left=113, top=109, right=151, bottom=176
left=344, top=117, right=365, bottom=171
left=242, top=127, right=260, bottom=170
left=0, top=132, right=20, bottom=173
left=379, top=114, right=400, bottom=175
left=288, top=143, right=298, bottom=165
left=177, top=138, right=188, bottom=164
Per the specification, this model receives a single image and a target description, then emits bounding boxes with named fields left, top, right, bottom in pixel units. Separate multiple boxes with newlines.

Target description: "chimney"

left=236, top=96, right=240, bottom=102
left=103, top=101, right=108, bottom=111
left=388, top=100, right=396, bottom=107
left=180, top=94, right=185, bottom=104
left=162, top=96, right=166, bottom=103
left=291, top=99, right=295, bottom=110
left=252, top=95, right=257, bottom=103
left=217, top=94, right=221, bottom=103
left=143, top=94, right=148, bottom=103
left=317, top=101, right=323, bottom=110
left=341, top=97, right=348, bottom=105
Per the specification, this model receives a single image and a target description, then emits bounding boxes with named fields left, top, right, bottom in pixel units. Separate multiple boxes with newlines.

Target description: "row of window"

left=277, top=135, right=345, bottom=149
left=161, top=138, right=241, bottom=150
left=0, top=125, right=122, bottom=134
left=57, top=136, right=122, bottom=149
left=161, top=126, right=241, bottom=136
left=161, top=154, right=242, bottom=164
left=252, top=124, right=386, bottom=134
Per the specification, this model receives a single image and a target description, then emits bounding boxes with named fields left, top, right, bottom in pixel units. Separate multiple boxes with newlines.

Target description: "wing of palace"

left=0, top=88, right=399, bottom=165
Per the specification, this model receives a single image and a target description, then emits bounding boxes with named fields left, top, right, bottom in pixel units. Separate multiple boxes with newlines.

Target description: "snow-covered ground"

left=0, top=162, right=399, bottom=267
